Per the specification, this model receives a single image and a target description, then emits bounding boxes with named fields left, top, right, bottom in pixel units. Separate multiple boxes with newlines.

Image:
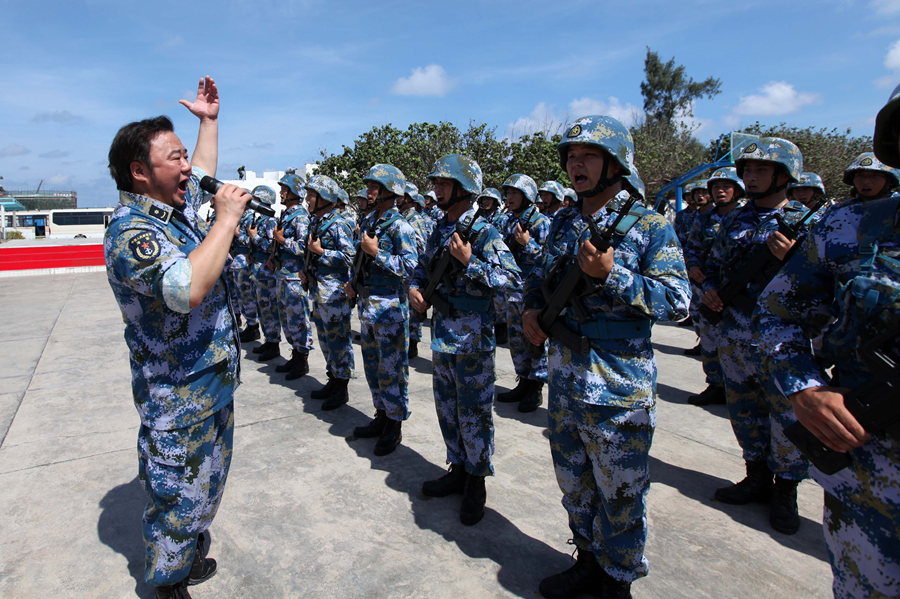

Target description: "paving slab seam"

left=0, top=446, right=132, bottom=476
left=0, top=427, right=138, bottom=449
left=0, top=276, right=76, bottom=449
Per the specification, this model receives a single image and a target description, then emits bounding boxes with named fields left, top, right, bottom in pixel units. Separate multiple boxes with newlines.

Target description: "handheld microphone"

left=200, top=176, right=276, bottom=218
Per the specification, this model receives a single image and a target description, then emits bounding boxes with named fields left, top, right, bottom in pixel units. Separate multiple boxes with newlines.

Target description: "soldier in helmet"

left=786, top=172, right=826, bottom=210
left=425, top=189, right=442, bottom=222
left=303, top=175, right=356, bottom=410
left=409, top=154, right=521, bottom=526
left=246, top=185, right=283, bottom=362
left=537, top=180, right=566, bottom=221
left=562, top=187, right=577, bottom=210
left=496, top=174, right=551, bottom=413
left=700, top=138, right=814, bottom=536
left=477, top=187, right=504, bottom=225
left=755, top=84, right=900, bottom=598
left=523, top=116, right=690, bottom=599
left=673, top=182, right=699, bottom=244
left=478, top=187, right=510, bottom=345
left=398, top=182, right=432, bottom=359
left=232, top=203, right=262, bottom=344
left=682, top=168, right=745, bottom=406
left=843, top=152, right=900, bottom=205
left=271, top=173, right=313, bottom=380
left=345, top=164, right=419, bottom=456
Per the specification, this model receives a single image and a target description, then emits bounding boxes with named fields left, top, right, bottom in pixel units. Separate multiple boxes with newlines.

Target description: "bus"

left=4, top=208, right=114, bottom=239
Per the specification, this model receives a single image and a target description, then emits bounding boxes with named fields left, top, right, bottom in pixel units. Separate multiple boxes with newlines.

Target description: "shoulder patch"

left=147, top=204, right=171, bottom=224
left=130, top=230, right=162, bottom=262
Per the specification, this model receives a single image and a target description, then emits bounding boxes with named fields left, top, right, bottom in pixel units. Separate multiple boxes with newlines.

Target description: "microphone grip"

left=199, top=176, right=275, bottom=218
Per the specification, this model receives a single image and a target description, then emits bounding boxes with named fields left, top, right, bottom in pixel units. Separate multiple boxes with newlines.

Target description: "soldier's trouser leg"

left=276, top=277, right=312, bottom=353
left=360, top=320, right=409, bottom=421
left=507, top=300, right=547, bottom=382
left=253, top=264, right=281, bottom=343
left=547, top=387, right=654, bottom=583
left=138, top=402, right=234, bottom=587
left=697, top=313, right=723, bottom=387
left=817, top=436, right=900, bottom=598
left=718, top=335, right=807, bottom=479
left=312, top=299, right=354, bottom=379
left=226, top=270, right=241, bottom=317
left=492, top=291, right=506, bottom=326
left=689, top=286, right=701, bottom=335
left=410, top=314, right=422, bottom=342
left=236, top=264, right=258, bottom=326
left=432, top=350, right=495, bottom=477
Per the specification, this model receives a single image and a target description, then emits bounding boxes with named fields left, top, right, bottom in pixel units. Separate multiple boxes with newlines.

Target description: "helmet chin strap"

left=366, top=187, right=397, bottom=211
left=747, top=168, right=789, bottom=200
left=576, top=154, right=623, bottom=200
left=438, top=182, right=469, bottom=210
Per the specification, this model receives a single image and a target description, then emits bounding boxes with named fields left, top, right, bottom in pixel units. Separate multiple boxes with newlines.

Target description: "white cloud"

left=160, top=35, right=183, bottom=50
left=39, top=150, right=69, bottom=159
left=508, top=102, right=564, bottom=137
left=0, top=144, right=30, bottom=157
left=47, top=174, right=72, bottom=186
left=568, top=96, right=641, bottom=127
left=876, top=74, right=899, bottom=89
left=390, top=65, right=455, bottom=97
left=508, top=96, right=643, bottom=138
left=733, top=81, right=822, bottom=116
left=871, top=0, right=900, bottom=15
left=32, top=110, right=86, bottom=125
left=886, top=39, right=900, bottom=70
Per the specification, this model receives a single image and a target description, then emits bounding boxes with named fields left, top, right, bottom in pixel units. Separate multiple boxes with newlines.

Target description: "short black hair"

left=108, top=116, right=174, bottom=192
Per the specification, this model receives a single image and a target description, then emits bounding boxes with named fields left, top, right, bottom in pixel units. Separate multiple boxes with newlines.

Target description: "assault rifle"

left=302, top=215, right=321, bottom=292
left=420, top=208, right=486, bottom=317
left=269, top=210, right=285, bottom=270
left=527, top=196, right=640, bottom=359
left=785, top=324, right=900, bottom=474
left=700, top=199, right=826, bottom=325
left=505, top=205, right=539, bottom=263
left=349, top=215, right=378, bottom=308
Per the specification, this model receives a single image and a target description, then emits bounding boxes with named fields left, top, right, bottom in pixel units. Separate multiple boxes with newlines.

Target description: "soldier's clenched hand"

left=449, top=232, right=472, bottom=265
left=361, top=233, right=379, bottom=257
left=577, top=239, right=614, bottom=281
left=308, top=236, right=324, bottom=256
left=409, top=288, right=430, bottom=313
left=523, top=309, right=547, bottom=345
left=790, top=386, right=869, bottom=453
left=274, top=226, right=286, bottom=246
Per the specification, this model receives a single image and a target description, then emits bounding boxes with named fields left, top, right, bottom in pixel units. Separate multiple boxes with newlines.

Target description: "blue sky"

left=2, top=0, right=900, bottom=206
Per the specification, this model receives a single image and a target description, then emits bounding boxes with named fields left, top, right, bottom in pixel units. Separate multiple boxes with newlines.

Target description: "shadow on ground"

left=656, top=382, right=729, bottom=420
left=97, top=478, right=155, bottom=599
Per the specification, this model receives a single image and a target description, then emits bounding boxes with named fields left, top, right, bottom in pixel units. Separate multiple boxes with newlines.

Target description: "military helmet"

left=624, top=169, right=646, bottom=201
left=706, top=167, right=746, bottom=198
left=683, top=182, right=697, bottom=195
left=563, top=187, right=577, bottom=203
left=335, top=188, right=349, bottom=206
left=404, top=181, right=420, bottom=198
left=874, top=81, right=900, bottom=168
left=355, top=188, right=368, bottom=200
left=477, top=187, right=502, bottom=207
left=787, top=172, right=825, bottom=196
left=691, top=180, right=709, bottom=196
left=250, top=185, right=277, bottom=205
left=842, top=152, right=900, bottom=188
left=538, top=180, right=566, bottom=202
left=304, top=175, right=339, bottom=204
left=502, top=174, right=539, bottom=204
left=558, top=115, right=635, bottom=175
left=734, top=137, right=803, bottom=183
left=278, top=173, right=306, bottom=198
left=424, top=190, right=437, bottom=202
left=427, top=154, right=483, bottom=196
left=363, top=164, right=407, bottom=196
left=412, top=193, right=426, bottom=208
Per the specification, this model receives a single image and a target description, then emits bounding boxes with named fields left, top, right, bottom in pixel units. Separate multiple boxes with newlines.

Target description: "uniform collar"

left=119, top=190, right=174, bottom=225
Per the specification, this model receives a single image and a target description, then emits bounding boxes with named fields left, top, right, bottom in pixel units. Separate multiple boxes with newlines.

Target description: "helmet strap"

left=576, top=154, right=623, bottom=200
left=747, top=167, right=789, bottom=201
left=439, top=182, right=469, bottom=210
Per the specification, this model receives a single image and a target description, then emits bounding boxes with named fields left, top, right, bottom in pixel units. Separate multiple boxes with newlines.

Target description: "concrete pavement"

left=0, top=271, right=833, bottom=598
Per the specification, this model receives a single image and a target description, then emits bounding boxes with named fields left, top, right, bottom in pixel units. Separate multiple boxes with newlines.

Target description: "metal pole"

left=676, top=186, right=683, bottom=213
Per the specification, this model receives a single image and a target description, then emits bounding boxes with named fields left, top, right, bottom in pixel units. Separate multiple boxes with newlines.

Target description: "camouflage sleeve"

left=186, top=166, right=208, bottom=215
left=523, top=216, right=564, bottom=310
left=521, top=214, right=550, bottom=259
left=282, top=215, right=308, bottom=257
left=108, top=226, right=193, bottom=314
left=372, top=221, right=418, bottom=281
left=236, top=212, right=252, bottom=246
left=702, top=217, right=732, bottom=295
left=683, top=215, right=705, bottom=270
left=319, top=221, right=355, bottom=268
left=601, top=215, right=691, bottom=321
left=409, top=227, right=439, bottom=291
left=465, top=227, right=522, bottom=293
left=755, top=232, right=833, bottom=396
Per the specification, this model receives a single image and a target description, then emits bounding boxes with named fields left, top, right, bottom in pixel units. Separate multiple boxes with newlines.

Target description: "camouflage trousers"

left=717, top=335, right=809, bottom=480
left=276, top=277, right=313, bottom=353
left=360, top=320, right=410, bottom=421
left=819, top=435, right=900, bottom=599
left=697, top=312, right=723, bottom=387
left=138, top=402, right=234, bottom=587
left=410, top=311, right=423, bottom=342
left=548, top=390, right=655, bottom=583
left=506, top=300, right=547, bottom=382
left=493, top=291, right=507, bottom=326
left=233, top=257, right=258, bottom=326
left=252, top=263, right=281, bottom=343
left=432, top=351, right=495, bottom=477
left=312, top=298, right=355, bottom=380
left=689, top=285, right=702, bottom=336
left=226, top=269, right=241, bottom=318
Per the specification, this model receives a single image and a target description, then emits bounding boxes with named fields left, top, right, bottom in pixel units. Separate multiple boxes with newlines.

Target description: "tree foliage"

left=631, top=118, right=706, bottom=197
left=640, top=47, right=722, bottom=125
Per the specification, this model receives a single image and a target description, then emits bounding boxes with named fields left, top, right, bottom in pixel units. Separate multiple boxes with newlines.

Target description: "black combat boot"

left=495, top=322, right=508, bottom=345
left=188, top=530, right=216, bottom=585
left=688, top=384, right=726, bottom=406
left=518, top=380, right=544, bottom=413
left=678, top=315, right=694, bottom=327
left=235, top=314, right=243, bottom=328
left=257, top=342, right=281, bottom=362
left=310, top=372, right=336, bottom=399
left=156, top=580, right=192, bottom=599
left=601, top=571, right=633, bottom=599
left=683, top=343, right=702, bottom=356
left=769, top=476, right=801, bottom=534
left=275, top=350, right=298, bottom=373
left=538, top=548, right=604, bottom=599
left=322, top=378, right=349, bottom=411
left=374, top=418, right=402, bottom=456
left=422, top=463, right=467, bottom=497
left=239, top=323, right=260, bottom=343
left=251, top=339, right=268, bottom=353
left=715, top=461, right=774, bottom=505
left=460, top=474, right=486, bottom=525
left=497, top=377, right=528, bottom=403
left=354, top=409, right=387, bottom=438
left=408, top=341, right=418, bottom=359
left=285, top=352, right=309, bottom=381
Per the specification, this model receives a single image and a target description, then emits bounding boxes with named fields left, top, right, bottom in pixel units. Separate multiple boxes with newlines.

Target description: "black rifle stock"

left=701, top=199, right=826, bottom=325
left=527, top=196, right=639, bottom=358
left=420, top=208, right=485, bottom=317
left=302, top=215, right=321, bottom=292
left=349, top=217, right=377, bottom=308
left=785, top=325, right=900, bottom=474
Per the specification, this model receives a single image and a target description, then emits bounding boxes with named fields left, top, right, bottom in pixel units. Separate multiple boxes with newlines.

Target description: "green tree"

left=506, top=131, right=570, bottom=189
left=640, top=47, right=722, bottom=124
left=631, top=118, right=706, bottom=199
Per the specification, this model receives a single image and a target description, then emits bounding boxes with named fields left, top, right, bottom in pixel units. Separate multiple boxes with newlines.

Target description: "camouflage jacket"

left=683, top=206, right=740, bottom=271
left=353, top=206, right=419, bottom=324
left=104, top=166, right=239, bottom=431
left=308, top=209, right=356, bottom=304
left=410, top=206, right=521, bottom=354
left=402, top=207, right=431, bottom=254
left=523, top=190, right=691, bottom=408
left=251, top=215, right=277, bottom=261
left=757, top=196, right=900, bottom=395
left=500, top=205, right=551, bottom=289
left=275, top=204, right=309, bottom=279
left=674, top=209, right=697, bottom=244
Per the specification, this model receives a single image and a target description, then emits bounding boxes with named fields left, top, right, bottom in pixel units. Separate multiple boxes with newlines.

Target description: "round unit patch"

left=743, top=143, right=758, bottom=154
left=860, top=157, right=874, bottom=167
left=130, top=230, right=162, bottom=262
left=567, top=124, right=583, bottom=138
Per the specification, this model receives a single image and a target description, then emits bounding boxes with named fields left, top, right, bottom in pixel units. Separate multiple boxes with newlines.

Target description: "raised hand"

left=179, top=76, right=219, bottom=121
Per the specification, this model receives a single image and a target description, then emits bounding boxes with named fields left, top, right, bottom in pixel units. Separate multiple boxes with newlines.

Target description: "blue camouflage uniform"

left=353, top=207, right=419, bottom=421
left=309, top=209, right=357, bottom=380
left=232, top=210, right=259, bottom=327
left=490, top=210, right=511, bottom=325
left=275, top=204, right=314, bottom=356
left=410, top=207, right=521, bottom=476
left=208, top=210, right=242, bottom=318
left=403, top=206, right=432, bottom=344
left=524, top=190, right=690, bottom=583
left=251, top=216, right=282, bottom=344
left=104, top=166, right=237, bottom=588
left=757, top=196, right=900, bottom=598
left=703, top=200, right=813, bottom=480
